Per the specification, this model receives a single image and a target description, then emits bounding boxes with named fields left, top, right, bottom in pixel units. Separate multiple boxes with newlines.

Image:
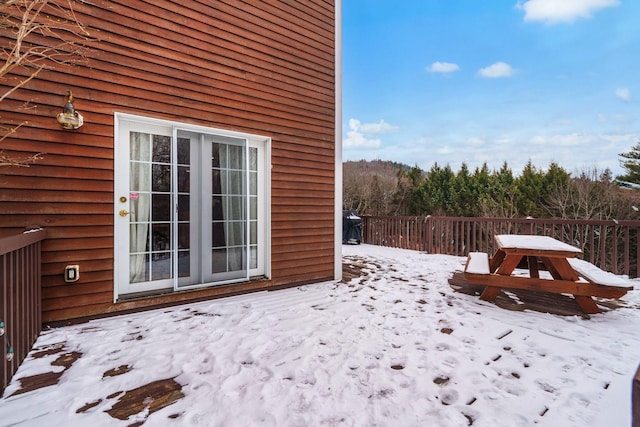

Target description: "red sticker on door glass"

left=130, top=192, right=139, bottom=200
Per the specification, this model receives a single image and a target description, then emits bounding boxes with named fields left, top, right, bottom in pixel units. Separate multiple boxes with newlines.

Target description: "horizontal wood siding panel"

left=43, top=281, right=112, bottom=300
left=0, top=163, right=114, bottom=180
left=272, top=242, right=335, bottom=255
left=0, top=176, right=113, bottom=192
left=44, top=237, right=112, bottom=252
left=2, top=203, right=113, bottom=215
left=42, top=260, right=112, bottom=278
left=42, top=270, right=113, bottom=287
left=44, top=292, right=114, bottom=311
left=271, top=267, right=334, bottom=287
left=0, top=189, right=110, bottom=203
left=42, top=278, right=276, bottom=323
left=0, top=215, right=113, bottom=230
left=0, top=0, right=336, bottom=322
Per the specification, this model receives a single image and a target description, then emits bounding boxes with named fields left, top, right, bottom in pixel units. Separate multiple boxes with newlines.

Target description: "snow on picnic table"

left=1, top=244, right=640, bottom=427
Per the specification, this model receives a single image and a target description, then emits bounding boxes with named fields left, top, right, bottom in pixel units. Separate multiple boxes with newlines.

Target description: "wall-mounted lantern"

left=56, top=89, right=83, bottom=130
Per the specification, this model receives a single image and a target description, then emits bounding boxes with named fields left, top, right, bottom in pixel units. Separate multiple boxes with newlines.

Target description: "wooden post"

left=634, top=364, right=640, bottom=427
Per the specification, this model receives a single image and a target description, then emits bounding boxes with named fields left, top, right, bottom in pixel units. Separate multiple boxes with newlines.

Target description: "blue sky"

left=342, top=0, right=640, bottom=176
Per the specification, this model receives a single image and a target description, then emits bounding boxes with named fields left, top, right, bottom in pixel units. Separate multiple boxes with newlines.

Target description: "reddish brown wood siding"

left=0, top=0, right=336, bottom=322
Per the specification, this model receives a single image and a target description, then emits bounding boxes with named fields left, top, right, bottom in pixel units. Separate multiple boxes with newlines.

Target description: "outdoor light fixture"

left=56, top=89, right=83, bottom=130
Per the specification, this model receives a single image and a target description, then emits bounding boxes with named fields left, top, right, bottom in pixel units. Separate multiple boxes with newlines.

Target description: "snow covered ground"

left=1, top=244, right=640, bottom=427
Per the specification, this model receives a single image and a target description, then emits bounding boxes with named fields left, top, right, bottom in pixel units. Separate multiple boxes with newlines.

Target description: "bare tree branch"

left=0, top=0, right=94, bottom=166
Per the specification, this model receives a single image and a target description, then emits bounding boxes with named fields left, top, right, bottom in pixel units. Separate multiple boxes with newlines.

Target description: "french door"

left=114, top=115, right=268, bottom=298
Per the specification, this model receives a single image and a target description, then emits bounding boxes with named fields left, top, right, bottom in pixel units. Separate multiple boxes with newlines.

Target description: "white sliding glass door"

left=114, top=114, right=268, bottom=298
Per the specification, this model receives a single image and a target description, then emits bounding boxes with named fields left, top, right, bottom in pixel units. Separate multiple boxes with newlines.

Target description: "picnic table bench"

left=463, top=234, right=634, bottom=314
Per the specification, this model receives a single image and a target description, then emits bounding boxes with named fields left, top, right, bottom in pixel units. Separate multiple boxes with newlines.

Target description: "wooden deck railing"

left=1, top=229, right=46, bottom=396
left=361, top=216, right=640, bottom=278
left=634, top=365, right=640, bottom=427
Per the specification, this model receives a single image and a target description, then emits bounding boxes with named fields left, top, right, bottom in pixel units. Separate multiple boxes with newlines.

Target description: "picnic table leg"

left=496, top=254, right=522, bottom=275
left=527, top=256, right=539, bottom=279
left=574, top=296, right=601, bottom=314
left=481, top=253, right=521, bottom=303
left=489, top=249, right=506, bottom=273
left=480, top=285, right=501, bottom=302
left=545, top=257, right=580, bottom=281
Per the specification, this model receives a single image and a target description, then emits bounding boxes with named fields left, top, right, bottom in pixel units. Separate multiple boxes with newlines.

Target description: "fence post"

left=425, top=216, right=432, bottom=253
left=360, top=216, right=640, bottom=278
left=1, top=229, right=46, bottom=396
left=634, top=364, right=640, bottom=427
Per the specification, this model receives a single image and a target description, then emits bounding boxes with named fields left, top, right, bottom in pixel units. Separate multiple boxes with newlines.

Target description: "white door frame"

left=113, top=113, right=271, bottom=302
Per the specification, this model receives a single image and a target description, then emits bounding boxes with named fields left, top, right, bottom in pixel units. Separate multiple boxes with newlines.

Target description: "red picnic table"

left=463, top=234, right=633, bottom=314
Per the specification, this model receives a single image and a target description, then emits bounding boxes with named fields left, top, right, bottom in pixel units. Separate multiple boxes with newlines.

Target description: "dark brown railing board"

left=1, top=229, right=46, bottom=396
left=361, top=216, right=640, bottom=278
left=634, top=364, right=640, bottom=427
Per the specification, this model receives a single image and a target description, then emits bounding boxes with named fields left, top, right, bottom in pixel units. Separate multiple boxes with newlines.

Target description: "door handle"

left=119, top=210, right=132, bottom=217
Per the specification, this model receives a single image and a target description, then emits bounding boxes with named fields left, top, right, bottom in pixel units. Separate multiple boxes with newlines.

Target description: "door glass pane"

left=227, top=221, right=245, bottom=246
left=250, top=246, right=257, bottom=269
left=178, top=251, right=190, bottom=278
left=152, top=164, right=171, bottom=192
left=129, top=132, right=173, bottom=285
left=152, top=136, right=171, bottom=163
left=226, top=196, right=245, bottom=220
left=249, top=196, right=257, bottom=220
left=177, top=137, right=190, bottom=164
left=250, top=221, right=257, bottom=244
left=130, top=163, right=150, bottom=191
left=212, top=221, right=225, bottom=247
left=249, top=171, right=257, bottom=195
left=214, top=143, right=226, bottom=168
left=211, top=248, right=226, bottom=273
left=130, top=133, right=150, bottom=161
left=228, top=247, right=244, bottom=271
left=228, top=170, right=243, bottom=194
left=249, top=147, right=257, bottom=171
left=130, top=253, right=149, bottom=283
left=177, top=195, right=190, bottom=221
left=210, top=139, right=247, bottom=278
left=177, top=135, right=191, bottom=282
left=178, top=223, right=190, bottom=249
left=152, top=252, right=171, bottom=280
left=178, top=166, right=190, bottom=193
left=228, top=144, right=244, bottom=169
left=152, top=223, right=170, bottom=251
left=152, top=194, right=171, bottom=221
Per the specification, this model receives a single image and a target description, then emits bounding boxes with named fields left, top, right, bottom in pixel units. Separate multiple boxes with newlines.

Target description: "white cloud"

left=436, top=145, right=454, bottom=155
left=359, top=119, right=399, bottom=134
left=343, top=118, right=399, bottom=149
left=478, top=62, right=515, bottom=78
left=530, top=133, right=587, bottom=146
left=426, top=62, right=460, bottom=74
left=615, top=87, right=632, bottom=102
left=467, top=137, right=485, bottom=146
left=516, top=0, right=620, bottom=24
left=600, top=133, right=636, bottom=144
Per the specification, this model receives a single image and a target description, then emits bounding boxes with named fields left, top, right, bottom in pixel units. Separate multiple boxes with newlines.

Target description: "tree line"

left=344, top=143, right=640, bottom=220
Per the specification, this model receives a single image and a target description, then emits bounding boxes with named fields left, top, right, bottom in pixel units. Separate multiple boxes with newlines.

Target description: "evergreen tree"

left=450, top=163, right=475, bottom=216
left=515, top=161, right=546, bottom=217
left=411, top=163, right=455, bottom=215
left=479, top=162, right=518, bottom=217
left=617, top=142, right=640, bottom=186
left=541, top=162, right=571, bottom=212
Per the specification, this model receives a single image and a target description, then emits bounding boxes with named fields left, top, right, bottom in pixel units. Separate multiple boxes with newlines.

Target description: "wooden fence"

left=361, top=216, right=640, bottom=278
left=1, top=229, right=46, bottom=396
left=635, top=365, right=640, bottom=427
